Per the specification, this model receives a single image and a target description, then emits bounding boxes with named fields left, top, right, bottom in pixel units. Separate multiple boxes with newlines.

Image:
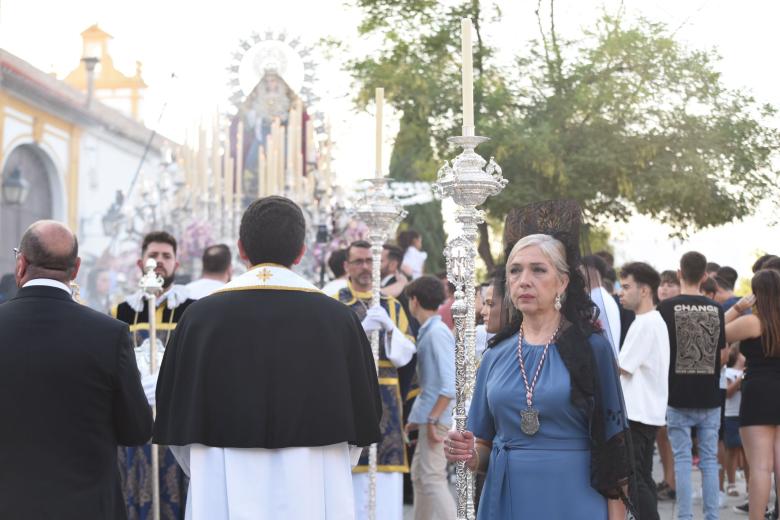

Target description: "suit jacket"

left=0, top=285, right=153, bottom=520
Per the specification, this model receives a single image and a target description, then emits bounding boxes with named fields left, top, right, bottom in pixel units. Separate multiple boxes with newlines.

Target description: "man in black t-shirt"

left=657, top=251, right=726, bottom=520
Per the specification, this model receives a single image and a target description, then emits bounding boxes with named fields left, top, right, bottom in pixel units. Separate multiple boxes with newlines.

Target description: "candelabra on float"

left=353, top=87, right=407, bottom=520
left=432, top=18, right=508, bottom=520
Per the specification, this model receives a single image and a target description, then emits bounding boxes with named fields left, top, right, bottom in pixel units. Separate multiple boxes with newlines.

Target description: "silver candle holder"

left=139, top=258, right=165, bottom=520
left=434, top=134, right=507, bottom=520
left=353, top=176, right=407, bottom=520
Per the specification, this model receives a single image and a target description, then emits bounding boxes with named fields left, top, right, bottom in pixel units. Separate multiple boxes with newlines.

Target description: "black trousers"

left=629, top=420, right=659, bottom=520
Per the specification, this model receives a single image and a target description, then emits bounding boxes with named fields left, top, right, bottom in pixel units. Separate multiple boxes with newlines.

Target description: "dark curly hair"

left=489, top=233, right=599, bottom=348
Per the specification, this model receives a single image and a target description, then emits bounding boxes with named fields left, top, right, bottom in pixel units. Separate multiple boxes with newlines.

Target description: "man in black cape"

left=154, top=196, right=382, bottom=519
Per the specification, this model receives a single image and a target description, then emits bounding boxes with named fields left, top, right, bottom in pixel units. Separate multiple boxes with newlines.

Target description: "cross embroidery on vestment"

left=257, top=268, right=273, bottom=283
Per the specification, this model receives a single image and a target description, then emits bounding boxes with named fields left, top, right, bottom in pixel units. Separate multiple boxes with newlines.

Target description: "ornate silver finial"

left=139, top=259, right=164, bottom=297
left=436, top=133, right=506, bottom=520
left=352, top=175, right=406, bottom=520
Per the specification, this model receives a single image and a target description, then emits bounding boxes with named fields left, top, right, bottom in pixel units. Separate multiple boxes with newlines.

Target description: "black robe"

left=153, top=287, right=383, bottom=449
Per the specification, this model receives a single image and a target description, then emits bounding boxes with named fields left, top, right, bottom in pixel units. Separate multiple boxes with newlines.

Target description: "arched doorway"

left=0, top=144, right=56, bottom=275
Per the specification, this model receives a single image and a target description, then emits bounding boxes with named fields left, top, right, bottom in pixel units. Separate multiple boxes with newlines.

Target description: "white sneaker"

left=719, top=490, right=727, bottom=508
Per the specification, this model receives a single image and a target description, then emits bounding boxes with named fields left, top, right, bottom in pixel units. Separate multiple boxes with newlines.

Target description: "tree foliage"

left=337, top=0, right=780, bottom=267
left=389, top=113, right=447, bottom=272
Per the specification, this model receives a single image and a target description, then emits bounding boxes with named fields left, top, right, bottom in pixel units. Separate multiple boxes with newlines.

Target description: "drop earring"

left=554, top=294, right=562, bottom=311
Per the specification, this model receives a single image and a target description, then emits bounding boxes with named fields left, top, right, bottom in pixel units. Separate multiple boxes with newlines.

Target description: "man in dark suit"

left=0, top=220, right=152, bottom=519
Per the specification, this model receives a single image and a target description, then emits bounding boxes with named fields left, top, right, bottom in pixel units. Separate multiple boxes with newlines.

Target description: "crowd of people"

left=1, top=195, right=779, bottom=520
left=443, top=249, right=780, bottom=520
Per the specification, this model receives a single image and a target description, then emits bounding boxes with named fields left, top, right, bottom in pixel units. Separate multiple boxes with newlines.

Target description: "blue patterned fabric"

left=112, top=315, right=189, bottom=519
left=118, top=444, right=187, bottom=520
left=336, top=285, right=412, bottom=473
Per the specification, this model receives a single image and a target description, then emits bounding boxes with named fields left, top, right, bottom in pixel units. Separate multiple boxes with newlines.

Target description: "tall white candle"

left=268, top=122, right=275, bottom=195
left=198, top=126, right=207, bottom=200
left=223, top=152, right=233, bottom=210
left=211, top=115, right=221, bottom=220
left=236, top=120, right=244, bottom=206
left=461, top=18, right=474, bottom=133
left=285, top=114, right=294, bottom=195
left=375, top=87, right=384, bottom=178
left=258, top=145, right=266, bottom=198
left=275, top=119, right=284, bottom=194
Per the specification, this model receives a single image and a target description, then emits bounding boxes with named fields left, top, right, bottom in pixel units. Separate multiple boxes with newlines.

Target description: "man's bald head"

left=18, top=220, right=79, bottom=283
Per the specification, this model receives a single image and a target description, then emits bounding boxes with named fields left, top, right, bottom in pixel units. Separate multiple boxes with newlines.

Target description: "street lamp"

left=101, top=191, right=125, bottom=236
left=81, top=56, right=100, bottom=108
left=2, top=167, right=30, bottom=205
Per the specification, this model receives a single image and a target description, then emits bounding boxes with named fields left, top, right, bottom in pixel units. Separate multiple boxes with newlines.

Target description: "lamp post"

left=81, top=56, right=100, bottom=109
left=2, top=167, right=30, bottom=206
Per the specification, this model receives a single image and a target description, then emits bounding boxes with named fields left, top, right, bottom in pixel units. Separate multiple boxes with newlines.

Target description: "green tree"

left=389, top=114, right=447, bottom=273
left=338, top=0, right=780, bottom=269
left=342, top=0, right=507, bottom=270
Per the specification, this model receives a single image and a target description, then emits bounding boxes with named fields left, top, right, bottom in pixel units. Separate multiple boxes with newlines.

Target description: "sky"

left=1, top=0, right=778, bottom=280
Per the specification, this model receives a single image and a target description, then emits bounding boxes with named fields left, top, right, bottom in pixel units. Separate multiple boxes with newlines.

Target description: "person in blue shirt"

left=403, top=275, right=456, bottom=520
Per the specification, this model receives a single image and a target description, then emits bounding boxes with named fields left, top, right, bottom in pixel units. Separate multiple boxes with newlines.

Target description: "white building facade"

left=0, top=44, right=170, bottom=287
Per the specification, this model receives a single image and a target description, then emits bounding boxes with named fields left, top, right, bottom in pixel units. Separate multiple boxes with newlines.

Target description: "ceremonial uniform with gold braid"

left=335, top=283, right=415, bottom=519
left=111, top=287, right=195, bottom=520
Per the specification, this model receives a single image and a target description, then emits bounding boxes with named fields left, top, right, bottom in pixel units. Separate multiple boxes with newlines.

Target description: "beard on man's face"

left=355, top=270, right=372, bottom=287
left=161, top=273, right=176, bottom=289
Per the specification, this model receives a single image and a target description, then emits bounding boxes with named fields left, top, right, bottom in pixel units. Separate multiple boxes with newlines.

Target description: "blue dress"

left=468, top=332, right=622, bottom=519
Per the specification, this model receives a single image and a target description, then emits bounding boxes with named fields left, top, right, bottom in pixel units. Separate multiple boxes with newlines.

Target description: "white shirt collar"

left=23, top=278, right=72, bottom=295
left=124, top=284, right=190, bottom=313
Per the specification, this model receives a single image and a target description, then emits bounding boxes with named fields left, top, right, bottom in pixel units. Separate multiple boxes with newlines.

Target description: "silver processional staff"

left=139, top=258, right=164, bottom=520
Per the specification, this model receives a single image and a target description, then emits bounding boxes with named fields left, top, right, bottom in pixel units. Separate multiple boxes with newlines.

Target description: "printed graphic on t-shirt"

left=673, top=303, right=720, bottom=375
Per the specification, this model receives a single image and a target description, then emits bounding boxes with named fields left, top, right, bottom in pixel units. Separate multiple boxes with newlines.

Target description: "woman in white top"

left=399, top=230, right=427, bottom=280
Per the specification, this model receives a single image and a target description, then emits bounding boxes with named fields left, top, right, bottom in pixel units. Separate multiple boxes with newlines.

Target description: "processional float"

left=353, top=87, right=407, bottom=520
left=433, top=19, right=508, bottom=520
left=139, top=259, right=164, bottom=520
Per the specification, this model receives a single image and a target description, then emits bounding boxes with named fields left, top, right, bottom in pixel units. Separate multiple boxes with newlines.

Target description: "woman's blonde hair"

left=506, top=234, right=569, bottom=279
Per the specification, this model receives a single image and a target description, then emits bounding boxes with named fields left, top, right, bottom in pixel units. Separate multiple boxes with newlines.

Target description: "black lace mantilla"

left=555, top=324, right=633, bottom=500
left=502, top=199, right=583, bottom=265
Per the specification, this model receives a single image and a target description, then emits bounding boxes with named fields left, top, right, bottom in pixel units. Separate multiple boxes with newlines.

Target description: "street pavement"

left=403, top=452, right=772, bottom=519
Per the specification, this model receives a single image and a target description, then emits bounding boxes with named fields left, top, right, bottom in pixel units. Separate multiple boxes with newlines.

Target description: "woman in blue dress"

left=445, top=219, right=633, bottom=519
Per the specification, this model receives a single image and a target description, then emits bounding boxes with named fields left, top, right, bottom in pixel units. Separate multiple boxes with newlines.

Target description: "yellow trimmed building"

left=64, top=24, right=147, bottom=120
left=0, top=25, right=172, bottom=275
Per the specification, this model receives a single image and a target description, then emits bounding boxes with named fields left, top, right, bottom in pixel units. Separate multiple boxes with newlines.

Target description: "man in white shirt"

left=618, top=262, right=670, bottom=520
left=185, top=244, right=232, bottom=299
left=583, top=255, right=622, bottom=356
